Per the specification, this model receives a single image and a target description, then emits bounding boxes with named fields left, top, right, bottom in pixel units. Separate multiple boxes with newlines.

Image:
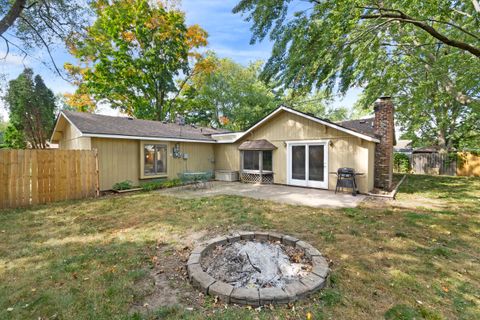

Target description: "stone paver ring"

left=187, top=231, right=330, bottom=306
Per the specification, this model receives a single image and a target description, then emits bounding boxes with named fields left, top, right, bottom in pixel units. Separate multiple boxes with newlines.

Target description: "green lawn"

left=1, top=174, right=479, bottom=319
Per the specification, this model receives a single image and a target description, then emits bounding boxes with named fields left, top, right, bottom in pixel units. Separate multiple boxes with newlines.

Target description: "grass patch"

left=0, top=174, right=479, bottom=319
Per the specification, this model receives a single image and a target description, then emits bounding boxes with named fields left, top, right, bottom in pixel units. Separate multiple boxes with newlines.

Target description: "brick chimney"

left=373, top=96, right=394, bottom=190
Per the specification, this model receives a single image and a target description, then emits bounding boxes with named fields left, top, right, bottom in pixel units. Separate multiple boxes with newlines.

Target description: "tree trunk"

left=156, top=91, right=165, bottom=121
left=0, top=0, right=26, bottom=36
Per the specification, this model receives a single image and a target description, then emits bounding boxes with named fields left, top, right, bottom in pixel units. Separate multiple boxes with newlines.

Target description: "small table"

left=179, top=172, right=212, bottom=189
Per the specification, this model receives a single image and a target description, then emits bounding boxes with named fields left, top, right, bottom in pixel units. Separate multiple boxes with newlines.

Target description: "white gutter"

left=81, top=133, right=216, bottom=143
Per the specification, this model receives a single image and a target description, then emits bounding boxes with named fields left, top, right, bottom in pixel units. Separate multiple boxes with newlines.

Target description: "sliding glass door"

left=287, top=141, right=328, bottom=189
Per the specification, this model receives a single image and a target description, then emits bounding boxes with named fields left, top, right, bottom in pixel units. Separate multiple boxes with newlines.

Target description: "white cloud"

left=211, top=46, right=269, bottom=61
left=0, top=52, right=27, bottom=67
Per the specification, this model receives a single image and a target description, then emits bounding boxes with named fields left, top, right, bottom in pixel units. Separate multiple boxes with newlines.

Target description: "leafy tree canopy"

left=65, top=0, right=208, bottom=121
left=233, top=0, right=480, bottom=97
left=0, top=116, right=8, bottom=146
left=178, top=53, right=279, bottom=130
left=234, top=0, right=480, bottom=149
left=4, top=68, right=56, bottom=149
left=179, top=53, right=356, bottom=131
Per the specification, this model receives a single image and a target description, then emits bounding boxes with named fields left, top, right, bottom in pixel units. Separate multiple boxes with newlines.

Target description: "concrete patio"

left=159, top=181, right=366, bottom=209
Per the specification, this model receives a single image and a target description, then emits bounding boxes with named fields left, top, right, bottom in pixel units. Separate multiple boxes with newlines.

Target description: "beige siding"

left=164, top=141, right=215, bottom=178
left=92, top=138, right=140, bottom=190
left=215, top=111, right=376, bottom=193
left=58, top=121, right=91, bottom=150
left=92, top=138, right=215, bottom=191
left=214, top=144, right=240, bottom=171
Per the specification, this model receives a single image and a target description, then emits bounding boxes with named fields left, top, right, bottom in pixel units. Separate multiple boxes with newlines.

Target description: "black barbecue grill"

left=332, top=167, right=363, bottom=196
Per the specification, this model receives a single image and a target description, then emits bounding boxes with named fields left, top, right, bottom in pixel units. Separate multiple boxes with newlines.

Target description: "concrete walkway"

left=159, top=181, right=365, bottom=209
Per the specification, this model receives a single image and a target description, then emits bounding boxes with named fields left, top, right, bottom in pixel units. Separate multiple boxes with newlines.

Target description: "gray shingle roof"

left=63, top=110, right=228, bottom=142
left=338, top=117, right=376, bottom=137
left=238, top=139, right=277, bottom=150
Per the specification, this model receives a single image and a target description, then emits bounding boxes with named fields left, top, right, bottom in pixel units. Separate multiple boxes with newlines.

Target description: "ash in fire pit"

left=187, top=232, right=329, bottom=305
left=202, top=240, right=311, bottom=288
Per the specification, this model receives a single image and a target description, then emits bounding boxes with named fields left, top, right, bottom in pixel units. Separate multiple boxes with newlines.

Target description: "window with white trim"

left=143, top=144, right=167, bottom=176
left=242, top=150, right=272, bottom=172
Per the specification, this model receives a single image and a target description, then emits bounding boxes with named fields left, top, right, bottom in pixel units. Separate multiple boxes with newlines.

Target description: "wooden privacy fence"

left=0, top=149, right=99, bottom=209
left=408, top=152, right=480, bottom=177
left=412, top=152, right=457, bottom=176
left=457, top=152, right=480, bottom=177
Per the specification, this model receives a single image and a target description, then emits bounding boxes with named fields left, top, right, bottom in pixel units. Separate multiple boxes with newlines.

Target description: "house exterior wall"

left=91, top=138, right=141, bottom=190
left=214, top=111, right=376, bottom=193
left=56, top=111, right=375, bottom=192
left=214, top=143, right=241, bottom=172
left=58, top=122, right=91, bottom=150
left=161, top=141, right=215, bottom=179
left=91, top=138, right=215, bottom=191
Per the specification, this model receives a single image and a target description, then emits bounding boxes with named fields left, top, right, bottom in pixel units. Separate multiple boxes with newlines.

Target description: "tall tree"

left=179, top=54, right=278, bottom=130
left=0, top=116, right=7, bottom=146
left=0, top=0, right=90, bottom=76
left=353, top=31, right=480, bottom=149
left=233, top=1, right=480, bottom=97
left=65, top=0, right=208, bottom=120
left=4, top=68, right=56, bottom=148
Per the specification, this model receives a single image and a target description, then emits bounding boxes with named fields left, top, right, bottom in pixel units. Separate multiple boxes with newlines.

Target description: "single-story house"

left=51, top=97, right=395, bottom=193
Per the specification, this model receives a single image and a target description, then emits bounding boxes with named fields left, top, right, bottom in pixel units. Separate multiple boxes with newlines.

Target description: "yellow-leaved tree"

left=65, top=0, right=209, bottom=120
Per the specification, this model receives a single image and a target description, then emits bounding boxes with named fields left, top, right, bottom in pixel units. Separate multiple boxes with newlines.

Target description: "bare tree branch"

left=19, top=15, right=67, bottom=80
left=0, top=35, right=10, bottom=59
left=472, top=0, right=480, bottom=13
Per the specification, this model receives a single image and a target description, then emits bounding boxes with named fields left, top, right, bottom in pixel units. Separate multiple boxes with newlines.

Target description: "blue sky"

left=0, top=0, right=360, bottom=120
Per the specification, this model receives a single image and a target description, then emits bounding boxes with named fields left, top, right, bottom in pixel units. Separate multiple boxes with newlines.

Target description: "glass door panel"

left=308, top=145, right=325, bottom=181
left=291, top=145, right=306, bottom=180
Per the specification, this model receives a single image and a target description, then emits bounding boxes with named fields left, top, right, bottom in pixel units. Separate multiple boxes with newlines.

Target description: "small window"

left=244, top=150, right=260, bottom=170
left=144, top=144, right=167, bottom=176
left=262, top=151, right=272, bottom=171
left=242, top=150, right=272, bottom=172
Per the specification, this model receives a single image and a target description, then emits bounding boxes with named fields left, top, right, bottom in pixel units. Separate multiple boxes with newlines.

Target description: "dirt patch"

left=130, top=230, right=213, bottom=315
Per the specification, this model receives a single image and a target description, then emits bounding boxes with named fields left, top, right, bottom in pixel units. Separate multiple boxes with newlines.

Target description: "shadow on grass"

left=397, top=174, right=480, bottom=202
left=0, top=175, right=479, bottom=319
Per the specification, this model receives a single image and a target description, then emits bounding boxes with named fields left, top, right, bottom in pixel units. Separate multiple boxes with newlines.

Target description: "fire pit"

left=187, top=231, right=329, bottom=306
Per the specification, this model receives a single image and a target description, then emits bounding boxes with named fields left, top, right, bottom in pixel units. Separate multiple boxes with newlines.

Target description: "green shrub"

left=112, top=180, right=134, bottom=191
left=141, top=178, right=183, bottom=191
left=140, top=181, right=165, bottom=192
left=163, top=178, right=182, bottom=188
left=394, top=153, right=411, bottom=173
